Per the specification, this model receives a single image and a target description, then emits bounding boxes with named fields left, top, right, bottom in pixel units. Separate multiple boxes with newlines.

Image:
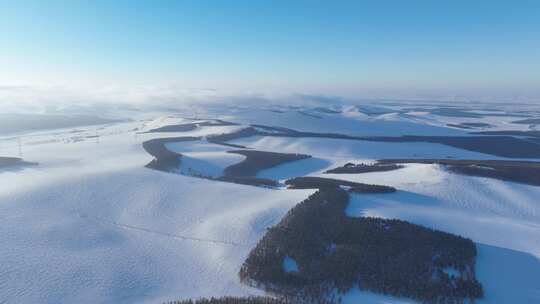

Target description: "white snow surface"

left=201, top=105, right=465, bottom=137
left=0, top=167, right=313, bottom=303
left=165, top=140, right=246, bottom=177
left=342, top=167, right=540, bottom=303
left=0, top=119, right=313, bottom=303
left=257, top=157, right=332, bottom=181
left=228, top=132, right=540, bottom=303
left=179, top=152, right=245, bottom=177
left=231, top=135, right=512, bottom=162
left=1, top=103, right=540, bottom=303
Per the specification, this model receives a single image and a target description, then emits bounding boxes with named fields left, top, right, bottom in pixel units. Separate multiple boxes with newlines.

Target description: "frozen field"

left=1, top=102, right=540, bottom=303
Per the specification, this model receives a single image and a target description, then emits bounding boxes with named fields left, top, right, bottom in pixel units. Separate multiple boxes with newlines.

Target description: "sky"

left=1, top=0, right=539, bottom=100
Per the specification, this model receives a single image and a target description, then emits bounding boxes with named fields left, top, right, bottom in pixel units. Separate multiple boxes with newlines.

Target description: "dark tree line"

left=147, top=119, right=238, bottom=133
left=285, top=176, right=396, bottom=193
left=146, top=123, right=198, bottom=133
left=0, top=156, right=23, bottom=167
left=326, top=158, right=540, bottom=187
left=167, top=296, right=294, bottom=304
left=365, top=135, right=540, bottom=158
left=225, top=150, right=311, bottom=177
left=210, top=122, right=540, bottom=158
left=215, top=175, right=278, bottom=187
left=379, top=158, right=540, bottom=187
left=240, top=187, right=483, bottom=303
left=510, top=118, right=540, bottom=125
left=325, top=162, right=404, bottom=174
left=142, top=136, right=286, bottom=187
left=446, top=122, right=491, bottom=129
left=177, top=164, right=279, bottom=187
left=297, top=111, right=323, bottom=119
left=142, top=136, right=200, bottom=171
left=0, top=156, right=37, bottom=169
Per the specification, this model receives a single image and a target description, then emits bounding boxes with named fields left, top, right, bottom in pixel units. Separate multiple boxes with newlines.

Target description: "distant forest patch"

left=285, top=176, right=396, bottom=193
left=511, top=118, right=540, bottom=125
left=363, top=135, right=540, bottom=158
left=401, top=107, right=530, bottom=119
left=379, top=159, right=540, bottom=187
left=0, top=157, right=23, bottom=168
left=325, top=162, right=404, bottom=174
left=225, top=150, right=311, bottom=177
left=146, top=120, right=238, bottom=133
left=446, top=122, right=491, bottom=129
left=471, top=130, right=540, bottom=138
left=296, top=111, right=323, bottom=119
left=142, top=136, right=200, bottom=171
left=0, top=157, right=37, bottom=170
left=142, top=135, right=312, bottom=188
left=207, top=123, right=540, bottom=159
left=166, top=296, right=292, bottom=304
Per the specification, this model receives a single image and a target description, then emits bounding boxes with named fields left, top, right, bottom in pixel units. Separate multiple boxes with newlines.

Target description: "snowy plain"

left=0, top=118, right=313, bottom=303
left=1, top=102, right=540, bottom=303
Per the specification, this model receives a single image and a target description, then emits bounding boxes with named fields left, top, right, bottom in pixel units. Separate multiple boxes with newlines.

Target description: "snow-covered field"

left=228, top=125, right=540, bottom=303
left=0, top=118, right=313, bottom=303
left=1, top=102, right=540, bottom=303
left=343, top=168, right=540, bottom=303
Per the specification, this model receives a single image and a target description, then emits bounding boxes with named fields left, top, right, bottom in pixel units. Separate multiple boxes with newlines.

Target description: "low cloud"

left=1, top=84, right=538, bottom=117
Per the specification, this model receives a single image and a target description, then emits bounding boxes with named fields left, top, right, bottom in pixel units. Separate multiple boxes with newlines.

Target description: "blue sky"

left=1, top=0, right=539, bottom=96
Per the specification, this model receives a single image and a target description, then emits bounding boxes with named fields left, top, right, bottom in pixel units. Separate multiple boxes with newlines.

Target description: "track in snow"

left=79, top=212, right=246, bottom=247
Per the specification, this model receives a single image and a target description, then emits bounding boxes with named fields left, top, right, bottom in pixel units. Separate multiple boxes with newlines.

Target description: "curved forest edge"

left=239, top=187, right=483, bottom=304
left=142, top=136, right=201, bottom=171
left=224, top=150, right=311, bottom=177
left=246, top=124, right=540, bottom=158
left=141, top=123, right=540, bottom=188
left=146, top=121, right=540, bottom=158
left=142, top=136, right=312, bottom=188
left=139, top=125, right=489, bottom=303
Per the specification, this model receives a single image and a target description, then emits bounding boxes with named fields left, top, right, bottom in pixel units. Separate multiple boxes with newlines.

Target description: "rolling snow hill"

left=0, top=101, right=539, bottom=303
